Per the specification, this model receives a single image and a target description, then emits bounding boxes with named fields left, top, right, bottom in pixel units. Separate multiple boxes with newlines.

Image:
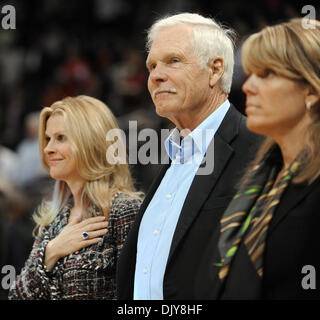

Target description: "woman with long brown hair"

left=213, top=18, right=320, bottom=299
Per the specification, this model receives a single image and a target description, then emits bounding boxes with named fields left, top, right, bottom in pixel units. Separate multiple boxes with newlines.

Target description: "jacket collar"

left=167, top=104, right=242, bottom=263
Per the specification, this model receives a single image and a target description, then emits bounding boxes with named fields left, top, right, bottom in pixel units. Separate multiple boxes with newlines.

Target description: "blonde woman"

left=9, top=95, right=143, bottom=300
left=209, top=18, right=320, bottom=299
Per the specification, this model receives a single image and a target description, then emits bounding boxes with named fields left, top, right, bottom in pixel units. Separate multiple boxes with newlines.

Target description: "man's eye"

left=171, top=58, right=180, bottom=63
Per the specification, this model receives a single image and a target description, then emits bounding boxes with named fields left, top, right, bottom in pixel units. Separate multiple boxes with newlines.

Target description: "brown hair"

left=241, top=18, right=320, bottom=184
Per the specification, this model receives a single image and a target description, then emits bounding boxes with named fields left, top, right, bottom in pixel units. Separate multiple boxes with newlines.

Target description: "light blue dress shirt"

left=134, top=100, right=230, bottom=300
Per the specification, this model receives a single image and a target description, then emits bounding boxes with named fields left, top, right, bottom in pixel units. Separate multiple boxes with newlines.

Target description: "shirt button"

left=153, top=230, right=159, bottom=235
left=143, top=269, right=148, bottom=274
left=166, top=194, right=172, bottom=199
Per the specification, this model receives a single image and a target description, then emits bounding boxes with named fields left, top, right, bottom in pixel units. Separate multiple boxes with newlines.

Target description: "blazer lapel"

left=268, top=178, right=320, bottom=235
left=167, top=105, right=241, bottom=263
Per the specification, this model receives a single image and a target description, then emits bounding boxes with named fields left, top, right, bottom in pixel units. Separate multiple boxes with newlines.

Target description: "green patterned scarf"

left=215, top=147, right=300, bottom=280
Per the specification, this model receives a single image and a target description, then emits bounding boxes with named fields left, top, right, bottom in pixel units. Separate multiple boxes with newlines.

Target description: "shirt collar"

left=165, top=99, right=230, bottom=163
left=165, top=127, right=182, bottom=161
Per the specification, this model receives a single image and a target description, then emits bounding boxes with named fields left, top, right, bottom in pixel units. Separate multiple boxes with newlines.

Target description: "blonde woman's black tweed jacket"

left=8, top=193, right=141, bottom=300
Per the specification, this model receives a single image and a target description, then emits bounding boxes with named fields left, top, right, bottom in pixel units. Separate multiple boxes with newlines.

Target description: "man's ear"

left=208, top=57, right=225, bottom=88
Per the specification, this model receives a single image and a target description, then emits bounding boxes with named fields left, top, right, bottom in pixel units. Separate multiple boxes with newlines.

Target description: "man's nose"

left=149, top=64, right=168, bottom=83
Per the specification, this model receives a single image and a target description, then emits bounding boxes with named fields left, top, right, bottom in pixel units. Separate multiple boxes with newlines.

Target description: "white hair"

left=146, top=13, right=236, bottom=94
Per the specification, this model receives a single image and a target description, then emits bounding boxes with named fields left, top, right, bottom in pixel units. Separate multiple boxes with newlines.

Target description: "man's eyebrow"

left=146, top=52, right=183, bottom=67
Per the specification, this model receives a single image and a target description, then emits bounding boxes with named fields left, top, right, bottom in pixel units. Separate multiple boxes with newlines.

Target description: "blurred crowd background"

left=0, top=0, right=319, bottom=299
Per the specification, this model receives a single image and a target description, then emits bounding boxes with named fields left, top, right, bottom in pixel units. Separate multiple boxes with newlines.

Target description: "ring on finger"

left=82, top=232, right=89, bottom=240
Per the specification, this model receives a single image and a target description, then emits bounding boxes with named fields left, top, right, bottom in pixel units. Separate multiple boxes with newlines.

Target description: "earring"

left=306, top=101, right=312, bottom=111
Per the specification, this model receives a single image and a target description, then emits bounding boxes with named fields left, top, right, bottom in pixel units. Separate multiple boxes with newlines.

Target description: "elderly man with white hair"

left=117, top=12, right=262, bottom=300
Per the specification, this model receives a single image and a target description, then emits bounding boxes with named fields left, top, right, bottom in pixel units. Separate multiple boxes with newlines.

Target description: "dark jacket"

left=117, top=105, right=263, bottom=299
left=215, top=175, right=320, bottom=300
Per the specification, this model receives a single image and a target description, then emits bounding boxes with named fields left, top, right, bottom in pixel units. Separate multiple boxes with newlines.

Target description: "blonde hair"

left=241, top=18, right=320, bottom=184
left=34, top=95, right=142, bottom=235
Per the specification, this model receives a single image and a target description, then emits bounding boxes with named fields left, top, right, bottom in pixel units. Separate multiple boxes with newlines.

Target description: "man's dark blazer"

left=204, top=174, right=320, bottom=300
left=117, top=104, right=263, bottom=299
